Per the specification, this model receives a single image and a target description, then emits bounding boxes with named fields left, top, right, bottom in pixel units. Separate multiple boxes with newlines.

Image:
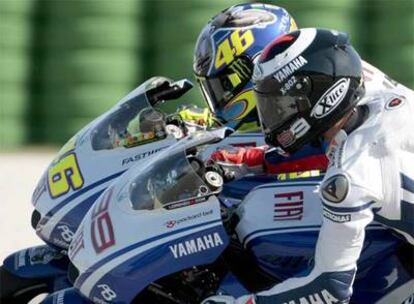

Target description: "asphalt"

left=0, top=151, right=55, bottom=262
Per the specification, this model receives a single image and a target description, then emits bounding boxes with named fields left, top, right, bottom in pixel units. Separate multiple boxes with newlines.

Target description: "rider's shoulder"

left=320, top=166, right=382, bottom=210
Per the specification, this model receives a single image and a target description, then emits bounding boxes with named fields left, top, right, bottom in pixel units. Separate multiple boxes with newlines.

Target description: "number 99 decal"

left=48, top=152, right=84, bottom=198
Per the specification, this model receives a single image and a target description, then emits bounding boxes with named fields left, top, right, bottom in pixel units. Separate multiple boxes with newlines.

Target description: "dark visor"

left=256, top=92, right=311, bottom=133
left=197, top=56, right=253, bottom=113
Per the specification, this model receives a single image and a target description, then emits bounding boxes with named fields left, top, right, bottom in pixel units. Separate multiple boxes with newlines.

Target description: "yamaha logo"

left=311, top=78, right=350, bottom=119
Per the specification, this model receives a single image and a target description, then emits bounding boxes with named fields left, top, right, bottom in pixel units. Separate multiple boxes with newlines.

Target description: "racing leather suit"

left=203, top=62, right=414, bottom=304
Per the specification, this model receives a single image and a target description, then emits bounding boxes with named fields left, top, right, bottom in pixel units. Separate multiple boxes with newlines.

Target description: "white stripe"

left=80, top=222, right=222, bottom=297
left=253, top=28, right=317, bottom=82
left=375, top=279, right=414, bottom=304
left=403, top=188, right=414, bottom=203
left=390, top=227, right=414, bottom=245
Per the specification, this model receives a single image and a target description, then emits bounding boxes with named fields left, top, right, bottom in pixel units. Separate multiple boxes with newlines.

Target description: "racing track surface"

left=0, top=150, right=55, bottom=262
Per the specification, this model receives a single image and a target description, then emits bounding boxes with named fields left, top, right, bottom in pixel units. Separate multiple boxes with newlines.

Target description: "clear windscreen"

left=90, top=93, right=166, bottom=150
left=129, top=149, right=211, bottom=210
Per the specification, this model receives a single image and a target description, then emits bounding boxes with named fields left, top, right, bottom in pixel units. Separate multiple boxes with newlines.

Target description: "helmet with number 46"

left=193, top=3, right=297, bottom=131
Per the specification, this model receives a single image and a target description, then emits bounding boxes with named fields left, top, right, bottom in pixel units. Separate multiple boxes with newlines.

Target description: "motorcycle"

left=2, top=77, right=411, bottom=303
left=0, top=77, right=265, bottom=303
left=42, top=129, right=412, bottom=303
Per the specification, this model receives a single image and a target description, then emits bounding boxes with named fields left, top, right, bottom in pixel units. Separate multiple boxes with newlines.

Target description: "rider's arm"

left=264, top=144, right=328, bottom=174
left=210, top=144, right=327, bottom=179
left=254, top=169, right=381, bottom=304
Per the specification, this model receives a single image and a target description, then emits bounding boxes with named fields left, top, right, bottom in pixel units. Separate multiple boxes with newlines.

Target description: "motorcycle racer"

left=203, top=28, right=414, bottom=304
left=195, top=3, right=411, bottom=179
left=192, top=3, right=330, bottom=177
left=193, top=3, right=297, bottom=132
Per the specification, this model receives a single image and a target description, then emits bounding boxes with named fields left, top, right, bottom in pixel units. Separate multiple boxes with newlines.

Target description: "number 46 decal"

left=214, top=29, right=255, bottom=69
left=48, top=152, right=84, bottom=198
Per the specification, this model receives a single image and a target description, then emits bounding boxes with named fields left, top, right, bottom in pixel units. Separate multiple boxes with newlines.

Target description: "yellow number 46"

left=214, top=29, right=255, bottom=69
left=48, top=153, right=84, bottom=198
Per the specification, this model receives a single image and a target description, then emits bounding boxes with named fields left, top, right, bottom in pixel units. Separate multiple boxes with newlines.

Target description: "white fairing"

left=32, top=82, right=177, bottom=248
left=236, top=181, right=322, bottom=247
left=31, top=76, right=265, bottom=249
left=72, top=186, right=222, bottom=297
left=68, top=130, right=231, bottom=301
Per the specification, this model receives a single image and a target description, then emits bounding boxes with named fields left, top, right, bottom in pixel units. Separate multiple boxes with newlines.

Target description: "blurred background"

left=1, top=0, right=413, bottom=149
left=0, top=0, right=413, bottom=263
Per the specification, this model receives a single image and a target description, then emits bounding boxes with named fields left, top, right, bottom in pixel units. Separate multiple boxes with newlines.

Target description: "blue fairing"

left=42, top=287, right=90, bottom=304
left=221, top=175, right=278, bottom=201
left=248, top=227, right=400, bottom=282
left=78, top=224, right=229, bottom=304
left=3, top=245, right=69, bottom=279
left=247, top=230, right=319, bottom=281
left=255, top=269, right=356, bottom=304
left=218, top=272, right=250, bottom=298
left=36, top=171, right=125, bottom=248
left=352, top=253, right=413, bottom=303
left=48, top=189, right=105, bottom=247
left=219, top=175, right=411, bottom=302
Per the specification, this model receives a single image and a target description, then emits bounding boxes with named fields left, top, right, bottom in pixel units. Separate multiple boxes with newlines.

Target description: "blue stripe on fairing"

left=42, top=170, right=126, bottom=223
left=401, top=173, right=414, bottom=193
left=254, top=181, right=320, bottom=190
left=322, top=201, right=376, bottom=213
left=256, top=269, right=356, bottom=304
left=242, top=225, right=321, bottom=247
left=230, top=133, right=263, bottom=138
left=242, top=222, right=385, bottom=248
left=75, top=219, right=223, bottom=288
left=48, top=189, right=106, bottom=246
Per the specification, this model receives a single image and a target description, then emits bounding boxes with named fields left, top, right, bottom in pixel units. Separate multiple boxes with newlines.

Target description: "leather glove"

left=178, top=105, right=215, bottom=131
left=210, top=146, right=266, bottom=180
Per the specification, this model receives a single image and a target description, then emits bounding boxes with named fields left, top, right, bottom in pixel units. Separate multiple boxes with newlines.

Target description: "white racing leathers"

left=255, top=65, right=414, bottom=304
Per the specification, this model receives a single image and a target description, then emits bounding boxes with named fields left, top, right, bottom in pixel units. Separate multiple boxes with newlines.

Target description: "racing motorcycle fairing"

left=231, top=177, right=409, bottom=302
left=68, top=130, right=231, bottom=303
left=31, top=77, right=187, bottom=250
left=42, top=287, right=90, bottom=304
left=30, top=74, right=264, bottom=251
left=2, top=245, right=69, bottom=279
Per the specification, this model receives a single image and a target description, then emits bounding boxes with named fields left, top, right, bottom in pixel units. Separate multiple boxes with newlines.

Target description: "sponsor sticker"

left=280, top=289, right=339, bottom=304
left=97, top=284, right=117, bottom=302
left=277, top=129, right=295, bottom=147
left=273, top=56, right=308, bottom=83
left=122, top=146, right=167, bottom=166
left=323, top=209, right=351, bottom=223
left=280, top=76, right=298, bottom=95
left=385, top=97, right=405, bottom=110
left=169, top=232, right=224, bottom=259
left=164, top=209, right=213, bottom=229
left=274, top=191, right=304, bottom=221
left=277, top=118, right=310, bottom=148
left=321, top=174, right=350, bottom=204
left=311, top=78, right=350, bottom=119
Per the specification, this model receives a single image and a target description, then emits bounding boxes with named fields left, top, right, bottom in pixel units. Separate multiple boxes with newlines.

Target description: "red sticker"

left=385, top=97, right=405, bottom=110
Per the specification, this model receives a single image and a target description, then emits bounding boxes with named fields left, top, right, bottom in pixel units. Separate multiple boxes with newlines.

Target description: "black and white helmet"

left=253, top=28, right=365, bottom=154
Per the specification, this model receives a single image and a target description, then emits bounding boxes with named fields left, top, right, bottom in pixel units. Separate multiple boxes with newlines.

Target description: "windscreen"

left=90, top=93, right=166, bottom=150
left=129, top=150, right=211, bottom=210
